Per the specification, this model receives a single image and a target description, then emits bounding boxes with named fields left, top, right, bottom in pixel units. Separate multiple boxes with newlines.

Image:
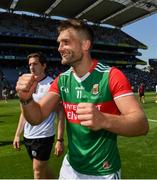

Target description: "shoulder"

left=56, top=68, right=73, bottom=82
left=46, top=76, right=54, bottom=83
left=109, top=67, right=133, bottom=99
left=95, top=61, right=111, bottom=73
left=45, top=75, right=53, bottom=81
left=40, top=76, right=53, bottom=84
left=109, top=67, right=128, bottom=80
left=59, top=68, right=72, bottom=77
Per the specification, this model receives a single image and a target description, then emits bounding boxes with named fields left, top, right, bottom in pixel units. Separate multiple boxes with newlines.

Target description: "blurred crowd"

left=0, top=12, right=144, bottom=48
left=0, top=12, right=156, bottom=100
left=0, top=65, right=157, bottom=101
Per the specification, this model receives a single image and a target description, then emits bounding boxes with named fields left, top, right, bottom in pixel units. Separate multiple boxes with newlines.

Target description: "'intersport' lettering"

left=63, top=102, right=102, bottom=124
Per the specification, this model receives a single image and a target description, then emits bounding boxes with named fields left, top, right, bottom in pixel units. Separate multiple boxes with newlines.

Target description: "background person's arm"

left=13, top=113, right=26, bottom=150
left=55, top=103, right=65, bottom=156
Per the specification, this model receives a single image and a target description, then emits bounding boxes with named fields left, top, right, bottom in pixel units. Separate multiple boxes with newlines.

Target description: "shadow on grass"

left=0, top=114, right=14, bottom=117
left=0, top=140, right=24, bottom=147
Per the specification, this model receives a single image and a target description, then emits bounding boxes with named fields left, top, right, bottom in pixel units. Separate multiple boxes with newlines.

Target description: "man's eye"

left=64, top=40, right=69, bottom=45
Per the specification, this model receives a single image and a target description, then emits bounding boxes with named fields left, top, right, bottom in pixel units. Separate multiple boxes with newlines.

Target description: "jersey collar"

left=38, top=75, right=47, bottom=82
left=73, top=59, right=98, bottom=82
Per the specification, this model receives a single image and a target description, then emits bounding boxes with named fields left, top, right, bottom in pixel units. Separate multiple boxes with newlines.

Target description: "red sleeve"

left=48, top=76, right=60, bottom=94
left=109, top=67, right=133, bottom=99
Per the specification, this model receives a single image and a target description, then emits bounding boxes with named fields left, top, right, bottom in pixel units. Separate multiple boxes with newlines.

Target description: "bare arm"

left=55, top=104, right=65, bottom=156
left=13, top=113, right=26, bottom=150
left=76, top=95, right=149, bottom=137
left=20, top=92, right=60, bottom=125
left=16, top=74, right=60, bottom=125
left=56, top=104, right=65, bottom=141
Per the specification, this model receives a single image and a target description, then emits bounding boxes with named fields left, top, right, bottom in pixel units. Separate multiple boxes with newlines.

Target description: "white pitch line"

left=148, top=119, right=157, bottom=122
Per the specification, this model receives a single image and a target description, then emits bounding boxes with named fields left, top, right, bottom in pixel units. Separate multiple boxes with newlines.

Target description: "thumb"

left=34, top=75, right=41, bottom=82
left=30, top=80, right=38, bottom=94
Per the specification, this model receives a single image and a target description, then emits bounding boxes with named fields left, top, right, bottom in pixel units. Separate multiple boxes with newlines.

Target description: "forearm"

left=100, top=111, right=149, bottom=137
left=20, top=99, right=43, bottom=125
left=57, top=119, right=65, bottom=140
left=20, top=92, right=60, bottom=126
left=55, top=117, right=65, bottom=156
left=56, top=106, right=65, bottom=140
left=15, top=114, right=26, bottom=137
left=103, top=95, right=149, bottom=136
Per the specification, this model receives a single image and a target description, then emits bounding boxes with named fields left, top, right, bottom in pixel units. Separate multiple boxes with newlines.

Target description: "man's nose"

left=58, top=43, right=64, bottom=52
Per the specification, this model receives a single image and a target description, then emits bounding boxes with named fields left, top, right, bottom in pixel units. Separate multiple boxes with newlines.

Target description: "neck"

left=73, top=56, right=93, bottom=77
left=37, top=73, right=46, bottom=81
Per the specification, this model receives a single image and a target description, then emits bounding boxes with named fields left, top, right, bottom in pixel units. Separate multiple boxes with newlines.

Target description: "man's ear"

left=82, top=40, right=91, bottom=51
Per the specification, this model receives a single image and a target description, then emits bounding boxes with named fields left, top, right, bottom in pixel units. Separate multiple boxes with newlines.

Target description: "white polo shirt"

left=24, top=76, right=56, bottom=139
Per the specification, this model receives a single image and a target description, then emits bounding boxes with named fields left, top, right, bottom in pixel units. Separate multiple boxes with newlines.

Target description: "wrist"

left=19, top=96, right=33, bottom=105
left=57, top=138, right=64, bottom=142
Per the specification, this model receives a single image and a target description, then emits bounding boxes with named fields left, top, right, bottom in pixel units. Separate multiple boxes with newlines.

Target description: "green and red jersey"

left=49, top=59, right=133, bottom=175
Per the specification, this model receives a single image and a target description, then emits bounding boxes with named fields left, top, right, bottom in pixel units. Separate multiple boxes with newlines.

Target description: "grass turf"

left=0, top=92, right=157, bottom=179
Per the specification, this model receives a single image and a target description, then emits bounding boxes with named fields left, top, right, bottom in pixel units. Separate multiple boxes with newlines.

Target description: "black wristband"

left=19, top=97, right=33, bottom=105
left=57, top=138, right=64, bottom=142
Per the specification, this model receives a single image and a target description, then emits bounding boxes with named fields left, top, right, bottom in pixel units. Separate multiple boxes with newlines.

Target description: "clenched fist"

left=16, top=74, right=38, bottom=101
left=76, top=103, right=104, bottom=131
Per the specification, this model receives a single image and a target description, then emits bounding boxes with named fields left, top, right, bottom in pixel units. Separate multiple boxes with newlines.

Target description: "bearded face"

left=57, top=28, right=84, bottom=66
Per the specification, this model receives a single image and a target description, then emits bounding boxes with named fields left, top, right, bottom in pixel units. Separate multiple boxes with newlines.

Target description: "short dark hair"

left=57, top=18, right=94, bottom=47
left=27, top=52, right=47, bottom=66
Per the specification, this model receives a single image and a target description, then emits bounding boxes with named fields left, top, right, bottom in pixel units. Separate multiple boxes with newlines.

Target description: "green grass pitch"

left=0, top=92, right=157, bottom=179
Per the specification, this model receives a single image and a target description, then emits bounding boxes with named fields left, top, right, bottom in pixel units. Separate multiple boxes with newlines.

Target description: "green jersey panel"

left=58, top=62, right=121, bottom=175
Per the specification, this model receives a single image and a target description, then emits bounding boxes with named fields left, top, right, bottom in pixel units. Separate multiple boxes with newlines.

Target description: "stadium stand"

left=149, top=58, right=157, bottom=73
left=0, top=11, right=157, bottom=98
left=122, top=68, right=157, bottom=91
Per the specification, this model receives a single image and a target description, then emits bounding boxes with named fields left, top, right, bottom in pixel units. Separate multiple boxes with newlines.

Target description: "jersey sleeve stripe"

left=114, top=92, right=134, bottom=100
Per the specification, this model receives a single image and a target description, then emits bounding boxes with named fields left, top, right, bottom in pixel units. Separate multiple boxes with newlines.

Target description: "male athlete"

left=16, top=19, right=149, bottom=179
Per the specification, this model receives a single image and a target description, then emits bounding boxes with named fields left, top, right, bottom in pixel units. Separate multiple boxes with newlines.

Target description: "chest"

left=33, top=83, right=50, bottom=101
left=59, top=72, right=112, bottom=104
